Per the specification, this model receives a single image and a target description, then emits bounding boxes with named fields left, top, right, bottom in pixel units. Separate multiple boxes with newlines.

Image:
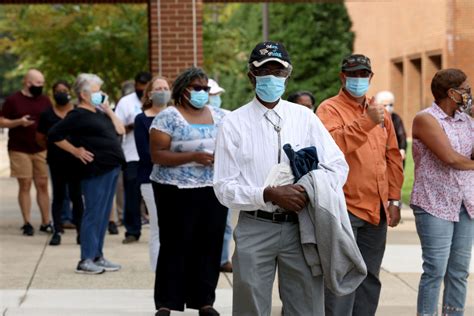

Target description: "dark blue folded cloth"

left=283, top=144, right=319, bottom=182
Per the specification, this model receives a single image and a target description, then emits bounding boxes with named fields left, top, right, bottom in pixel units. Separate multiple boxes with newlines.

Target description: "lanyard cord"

left=264, top=111, right=282, bottom=163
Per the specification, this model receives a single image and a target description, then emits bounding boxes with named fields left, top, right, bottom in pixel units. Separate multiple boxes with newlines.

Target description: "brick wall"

left=449, top=0, right=474, bottom=82
left=345, top=0, right=473, bottom=136
left=148, top=0, right=204, bottom=80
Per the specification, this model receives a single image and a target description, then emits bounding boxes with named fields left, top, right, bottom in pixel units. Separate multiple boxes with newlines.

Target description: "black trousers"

left=123, top=161, right=142, bottom=238
left=49, top=165, right=83, bottom=234
left=325, top=208, right=387, bottom=316
left=152, top=182, right=228, bottom=311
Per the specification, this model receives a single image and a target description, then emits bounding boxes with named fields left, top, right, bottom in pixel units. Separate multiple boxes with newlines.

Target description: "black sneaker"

left=155, top=310, right=170, bottom=316
left=199, top=307, right=220, bottom=316
left=49, top=233, right=61, bottom=246
left=122, top=235, right=139, bottom=244
left=108, top=221, right=119, bottom=235
left=21, top=223, right=34, bottom=236
left=39, top=223, right=53, bottom=234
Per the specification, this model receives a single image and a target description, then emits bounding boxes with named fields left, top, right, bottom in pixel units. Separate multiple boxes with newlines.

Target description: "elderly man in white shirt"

left=115, top=71, right=152, bottom=244
left=213, top=42, right=349, bottom=316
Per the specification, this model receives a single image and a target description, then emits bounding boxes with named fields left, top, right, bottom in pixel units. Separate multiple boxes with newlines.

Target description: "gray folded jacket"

left=297, top=166, right=367, bottom=296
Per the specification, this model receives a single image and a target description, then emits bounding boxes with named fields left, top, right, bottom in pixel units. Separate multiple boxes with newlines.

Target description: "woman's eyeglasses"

left=189, top=85, right=211, bottom=92
left=454, top=87, right=471, bottom=95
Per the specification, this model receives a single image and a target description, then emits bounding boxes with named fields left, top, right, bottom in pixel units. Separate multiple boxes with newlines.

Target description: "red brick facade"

left=148, top=0, right=204, bottom=79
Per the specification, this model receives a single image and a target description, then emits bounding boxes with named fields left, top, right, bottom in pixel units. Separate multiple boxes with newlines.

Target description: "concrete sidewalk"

left=0, top=130, right=472, bottom=316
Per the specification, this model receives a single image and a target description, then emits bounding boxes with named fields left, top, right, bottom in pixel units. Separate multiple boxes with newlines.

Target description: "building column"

left=148, top=0, right=204, bottom=80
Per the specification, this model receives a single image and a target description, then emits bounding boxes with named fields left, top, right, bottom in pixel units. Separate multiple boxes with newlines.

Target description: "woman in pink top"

left=411, top=68, right=474, bottom=316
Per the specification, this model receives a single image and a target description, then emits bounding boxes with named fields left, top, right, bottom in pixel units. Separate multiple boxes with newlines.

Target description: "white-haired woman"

left=49, top=73, right=125, bottom=274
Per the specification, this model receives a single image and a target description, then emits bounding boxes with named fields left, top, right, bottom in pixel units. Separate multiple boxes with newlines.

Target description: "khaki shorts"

left=9, top=150, right=48, bottom=179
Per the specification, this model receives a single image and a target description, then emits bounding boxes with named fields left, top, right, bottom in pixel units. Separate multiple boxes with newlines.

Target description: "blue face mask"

left=188, top=90, right=209, bottom=109
left=255, top=75, right=286, bottom=103
left=345, top=77, right=370, bottom=97
left=209, top=95, right=222, bottom=108
left=90, top=92, right=103, bottom=107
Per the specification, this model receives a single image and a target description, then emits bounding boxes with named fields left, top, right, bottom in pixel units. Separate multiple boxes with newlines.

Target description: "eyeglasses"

left=454, top=87, right=471, bottom=95
left=189, top=85, right=211, bottom=92
left=251, top=68, right=290, bottom=78
left=344, top=70, right=372, bottom=78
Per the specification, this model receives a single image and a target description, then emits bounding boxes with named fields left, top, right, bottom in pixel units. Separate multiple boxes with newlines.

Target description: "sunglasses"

left=344, top=70, right=372, bottom=78
left=189, top=85, right=210, bottom=92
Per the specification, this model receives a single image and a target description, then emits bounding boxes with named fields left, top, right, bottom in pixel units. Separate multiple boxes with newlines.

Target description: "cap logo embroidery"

left=268, top=52, right=282, bottom=58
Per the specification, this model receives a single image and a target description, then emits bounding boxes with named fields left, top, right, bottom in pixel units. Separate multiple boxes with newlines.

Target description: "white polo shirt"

left=115, top=92, right=142, bottom=162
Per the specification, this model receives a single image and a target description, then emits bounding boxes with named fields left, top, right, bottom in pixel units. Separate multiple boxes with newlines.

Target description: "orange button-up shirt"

left=317, top=89, right=404, bottom=225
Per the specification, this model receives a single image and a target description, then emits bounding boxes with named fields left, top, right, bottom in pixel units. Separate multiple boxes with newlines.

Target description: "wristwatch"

left=389, top=200, right=402, bottom=208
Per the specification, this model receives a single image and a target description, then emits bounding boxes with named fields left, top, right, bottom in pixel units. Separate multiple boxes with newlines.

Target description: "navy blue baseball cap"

left=249, top=41, right=291, bottom=68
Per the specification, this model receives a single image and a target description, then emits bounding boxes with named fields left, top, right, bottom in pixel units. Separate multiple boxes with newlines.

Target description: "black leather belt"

left=244, top=210, right=298, bottom=223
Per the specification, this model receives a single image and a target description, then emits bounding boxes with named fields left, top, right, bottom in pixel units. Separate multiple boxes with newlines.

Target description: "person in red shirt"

left=0, top=69, right=52, bottom=236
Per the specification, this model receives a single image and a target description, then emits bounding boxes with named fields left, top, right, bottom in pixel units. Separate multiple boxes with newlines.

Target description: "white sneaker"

left=94, top=257, right=121, bottom=272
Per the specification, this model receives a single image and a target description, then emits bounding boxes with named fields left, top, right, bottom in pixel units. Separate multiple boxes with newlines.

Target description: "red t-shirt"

left=1, top=91, right=52, bottom=153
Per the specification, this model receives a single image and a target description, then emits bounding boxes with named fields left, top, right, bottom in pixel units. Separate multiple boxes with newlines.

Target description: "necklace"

left=264, top=111, right=282, bottom=163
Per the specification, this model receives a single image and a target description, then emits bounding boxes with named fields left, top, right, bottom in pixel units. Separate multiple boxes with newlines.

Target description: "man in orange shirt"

left=317, top=54, right=404, bottom=316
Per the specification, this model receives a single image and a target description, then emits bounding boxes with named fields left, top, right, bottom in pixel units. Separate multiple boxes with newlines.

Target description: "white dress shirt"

left=213, top=98, right=349, bottom=212
left=115, top=92, right=142, bottom=162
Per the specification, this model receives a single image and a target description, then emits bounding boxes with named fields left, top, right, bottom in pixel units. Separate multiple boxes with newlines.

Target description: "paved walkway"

left=0, top=130, right=472, bottom=315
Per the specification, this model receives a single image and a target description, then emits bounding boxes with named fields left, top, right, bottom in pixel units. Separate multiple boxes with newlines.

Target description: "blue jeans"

left=61, top=188, right=73, bottom=223
left=80, top=168, right=120, bottom=260
left=413, top=204, right=473, bottom=316
left=221, top=210, right=232, bottom=266
left=123, top=161, right=142, bottom=238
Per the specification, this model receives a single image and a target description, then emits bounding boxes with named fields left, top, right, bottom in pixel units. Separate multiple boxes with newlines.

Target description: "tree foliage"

left=0, top=3, right=353, bottom=108
left=0, top=4, right=148, bottom=102
left=203, top=3, right=354, bottom=110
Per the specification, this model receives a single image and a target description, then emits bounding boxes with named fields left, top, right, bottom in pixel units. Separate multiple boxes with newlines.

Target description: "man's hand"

left=19, top=115, right=35, bottom=127
left=367, top=96, right=384, bottom=124
left=73, top=147, right=94, bottom=165
left=400, top=149, right=406, bottom=160
left=387, top=204, right=401, bottom=227
left=264, top=184, right=308, bottom=213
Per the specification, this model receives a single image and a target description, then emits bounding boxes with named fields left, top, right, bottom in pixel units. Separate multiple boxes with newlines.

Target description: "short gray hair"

left=74, top=73, right=104, bottom=101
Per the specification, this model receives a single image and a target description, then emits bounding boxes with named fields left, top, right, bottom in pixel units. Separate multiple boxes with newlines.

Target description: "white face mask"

left=384, top=104, right=394, bottom=113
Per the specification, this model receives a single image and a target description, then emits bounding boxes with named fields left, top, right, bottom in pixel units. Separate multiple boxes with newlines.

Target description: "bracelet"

left=389, top=200, right=402, bottom=208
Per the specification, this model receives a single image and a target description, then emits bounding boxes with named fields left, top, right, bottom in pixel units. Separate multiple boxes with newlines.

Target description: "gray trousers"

left=232, top=212, right=324, bottom=316
left=324, top=211, right=387, bottom=316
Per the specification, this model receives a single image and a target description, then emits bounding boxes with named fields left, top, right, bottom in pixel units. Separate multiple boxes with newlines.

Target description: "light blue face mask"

left=188, top=90, right=209, bottom=109
left=345, top=77, right=370, bottom=98
left=255, top=75, right=286, bottom=103
left=209, top=95, right=222, bottom=108
left=90, top=92, right=103, bottom=107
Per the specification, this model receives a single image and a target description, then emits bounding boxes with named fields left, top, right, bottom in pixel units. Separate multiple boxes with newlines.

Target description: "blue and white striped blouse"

left=149, top=105, right=226, bottom=188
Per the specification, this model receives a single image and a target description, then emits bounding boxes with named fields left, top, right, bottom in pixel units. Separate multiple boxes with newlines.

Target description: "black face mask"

left=53, top=92, right=71, bottom=106
left=136, top=89, right=144, bottom=99
left=29, top=85, right=43, bottom=97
